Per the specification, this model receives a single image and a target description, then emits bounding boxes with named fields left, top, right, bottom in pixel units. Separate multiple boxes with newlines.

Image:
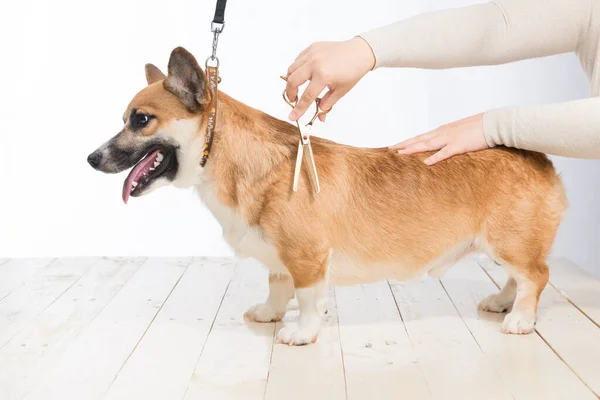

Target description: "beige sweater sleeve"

left=484, top=98, right=600, bottom=158
left=359, top=0, right=600, bottom=158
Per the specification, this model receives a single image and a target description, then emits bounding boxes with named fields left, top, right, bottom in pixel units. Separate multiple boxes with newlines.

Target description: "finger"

left=286, top=54, right=309, bottom=77
left=319, top=88, right=342, bottom=112
left=390, top=130, right=438, bottom=150
left=290, top=80, right=326, bottom=121
left=424, top=146, right=456, bottom=165
left=397, top=136, right=446, bottom=155
left=318, top=113, right=327, bottom=122
left=285, top=66, right=311, bottom=105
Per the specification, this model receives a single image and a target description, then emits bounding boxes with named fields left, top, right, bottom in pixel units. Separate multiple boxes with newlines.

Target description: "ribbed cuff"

left=483, top=107, right=517, bottom=148
left=358, top=29, right=389, bottom=69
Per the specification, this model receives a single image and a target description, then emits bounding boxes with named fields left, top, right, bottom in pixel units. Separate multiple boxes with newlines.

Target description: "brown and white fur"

left=88, top=47, right=567, bottom=345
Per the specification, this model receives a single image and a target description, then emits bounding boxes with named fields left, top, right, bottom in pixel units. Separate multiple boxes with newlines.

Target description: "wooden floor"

left=0, top=256, right=599, bottom=400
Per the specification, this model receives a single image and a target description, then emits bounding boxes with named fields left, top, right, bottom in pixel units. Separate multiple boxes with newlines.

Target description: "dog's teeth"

left=154, top=161, right=160, bottom=168
left=156, top=153, right=164, bottom=162
left=149, top=167, right=155, bottom=171
left=132, top=181, right=138, bottom=187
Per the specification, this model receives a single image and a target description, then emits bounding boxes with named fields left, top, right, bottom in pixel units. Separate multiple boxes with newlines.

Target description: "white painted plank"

left=0, top=258, right=55, bottom=300
left=482, top=258, right=600, bottom=397
left=0, top=258, right=98, bottom=348
left=336, top=282, right=431, bottom=400
left=265, top=289, right=347, bottom=400
left=548, top=257, right=600, bottom=327
left=389, top=277, right=513, bottom=400
left=183, top=260, right=275, bottom=400
left=23, top=257, right=190, bottom=400
left=442, top=259, right=596, bottom=400
left=103, top=258, right=235, bottom=400
left=0, top=257, right=145, bottom=400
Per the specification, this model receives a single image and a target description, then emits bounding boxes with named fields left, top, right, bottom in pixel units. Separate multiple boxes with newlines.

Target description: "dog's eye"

left=136, top=114, right=149, bottom=126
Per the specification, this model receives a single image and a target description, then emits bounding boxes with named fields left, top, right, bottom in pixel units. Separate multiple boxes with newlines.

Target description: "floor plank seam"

left=0, top=258, right=96, bottom=352
left=386, top=280, right=433, bottom=399
left=101, top=258, right=192, bottom=400
left=438, top=279, right=517, bottom=400
left=536, top=328, right=600, bottom=399
left=547, top=281, right=600, bottom=330
left=180, top=262, right=238, bottom=400
left=477, top=261, right=600, bottom=400
left=262, top=316, right=277, bottom=400
left=332, top=288, right=349, bottom=400
left=0, top=258, right=59, bottom=303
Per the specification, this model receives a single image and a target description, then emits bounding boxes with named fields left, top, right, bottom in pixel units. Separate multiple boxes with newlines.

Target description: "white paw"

left=276, top=320, right=321, bottom=346
left=478, top=293, right=514, bottom=313
left=501, top=310, right=536, bottom=334
left=244, top=303, right=284, bottom=323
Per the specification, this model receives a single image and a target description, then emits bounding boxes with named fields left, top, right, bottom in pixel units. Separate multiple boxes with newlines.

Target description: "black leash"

left=200, top=0, right=228, bottom=167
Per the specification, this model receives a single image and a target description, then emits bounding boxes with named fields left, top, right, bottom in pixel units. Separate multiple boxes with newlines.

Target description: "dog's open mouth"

left=122, top=146, right=177, bottom=204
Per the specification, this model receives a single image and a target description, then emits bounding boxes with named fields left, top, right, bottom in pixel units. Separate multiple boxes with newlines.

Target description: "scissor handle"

left=279, top=76, right=332, bottom=126
left=282, top=89, right=297, bottom=108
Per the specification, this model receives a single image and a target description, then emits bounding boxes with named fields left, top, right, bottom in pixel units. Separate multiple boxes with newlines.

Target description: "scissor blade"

left=305, top=143, right=320, bottom=193
left=293, top=141, right=304, bottom=192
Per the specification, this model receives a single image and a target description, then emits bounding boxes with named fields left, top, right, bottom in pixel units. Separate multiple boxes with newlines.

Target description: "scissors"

left=280, top=76, right=331, bottom=193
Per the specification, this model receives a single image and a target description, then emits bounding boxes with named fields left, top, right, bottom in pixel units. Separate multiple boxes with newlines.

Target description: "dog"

left=88, top=47, right=567, bottom=345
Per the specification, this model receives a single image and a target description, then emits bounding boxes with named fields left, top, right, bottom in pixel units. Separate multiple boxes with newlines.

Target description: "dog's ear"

left=145, top=63, right=166, bottom=85
left=163, top=47, right=210, bottom=112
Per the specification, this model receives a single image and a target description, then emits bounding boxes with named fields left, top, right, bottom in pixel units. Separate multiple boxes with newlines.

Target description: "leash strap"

left=212, top=0, right=227, bottom=25
left=200, top=66, right=219, bottom=167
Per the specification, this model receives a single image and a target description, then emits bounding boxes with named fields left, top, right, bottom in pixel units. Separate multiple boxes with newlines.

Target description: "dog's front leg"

left=275, top=253, right=328, bottom=346
left=276, top=281, right=324, bottom=346
left=244, top=273, right=294, bottom=322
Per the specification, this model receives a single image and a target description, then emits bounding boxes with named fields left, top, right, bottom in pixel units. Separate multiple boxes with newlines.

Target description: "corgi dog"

left=88, top=47, right=567, bottom=345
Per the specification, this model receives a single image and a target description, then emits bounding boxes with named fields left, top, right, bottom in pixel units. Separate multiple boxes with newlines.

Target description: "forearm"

left=483, top=98, right=600, bottom=158
left=360, top=0, right=591, bottom=69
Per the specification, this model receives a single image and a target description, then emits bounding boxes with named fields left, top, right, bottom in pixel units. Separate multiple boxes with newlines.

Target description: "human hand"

left=391, top=113, right=489, bottom=165
left=285, top=37, right=375, bottom=122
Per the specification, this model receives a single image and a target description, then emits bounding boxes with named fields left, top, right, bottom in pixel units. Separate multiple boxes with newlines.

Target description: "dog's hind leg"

left=244, top=273, right=294, bottom=322
left=500, top=264, right=548, bottom=334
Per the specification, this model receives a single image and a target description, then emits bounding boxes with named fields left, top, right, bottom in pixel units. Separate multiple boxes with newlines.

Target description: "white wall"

left=1, top=1, right=598, bottom=276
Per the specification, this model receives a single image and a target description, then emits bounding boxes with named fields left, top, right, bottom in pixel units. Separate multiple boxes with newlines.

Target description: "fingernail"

left=288, top=111, right=297, bottom=121
left=424, top=158, right=433, bottom=165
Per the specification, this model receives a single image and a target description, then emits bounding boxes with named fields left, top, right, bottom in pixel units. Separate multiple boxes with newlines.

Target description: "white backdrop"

left=1, top=0, right=598, bottom=276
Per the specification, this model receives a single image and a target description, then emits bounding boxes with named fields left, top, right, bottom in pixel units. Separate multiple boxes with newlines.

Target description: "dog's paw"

left=244, top=303, right=284, bottom=323
left=501, top=310, right=536, bottom=334
left=478, top=293, right=513, bottom=313
left=276, top=321, right=321, bottom=346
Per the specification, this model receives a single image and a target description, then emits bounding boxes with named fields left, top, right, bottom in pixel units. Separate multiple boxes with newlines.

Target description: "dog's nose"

left=87, top=152, right=102, bottom=169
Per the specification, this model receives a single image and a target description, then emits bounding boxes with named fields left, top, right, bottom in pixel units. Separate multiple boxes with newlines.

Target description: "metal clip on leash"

left=206, top=0, right=227, bottom=70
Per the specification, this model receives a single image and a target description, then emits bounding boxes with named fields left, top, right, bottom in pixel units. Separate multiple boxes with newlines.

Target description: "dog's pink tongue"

left=122, top=149, right=161, bottom=204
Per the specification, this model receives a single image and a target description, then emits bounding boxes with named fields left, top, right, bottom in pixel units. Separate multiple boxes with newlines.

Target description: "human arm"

left=393, top=97, right=600, bottom=164
left=285, top=0, right=592, bottom=121
left=361, top=0, right=591, bottom=69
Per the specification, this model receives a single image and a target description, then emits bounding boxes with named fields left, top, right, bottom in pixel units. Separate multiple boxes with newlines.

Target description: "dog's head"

left=87, top=47, right=213, bottom=203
